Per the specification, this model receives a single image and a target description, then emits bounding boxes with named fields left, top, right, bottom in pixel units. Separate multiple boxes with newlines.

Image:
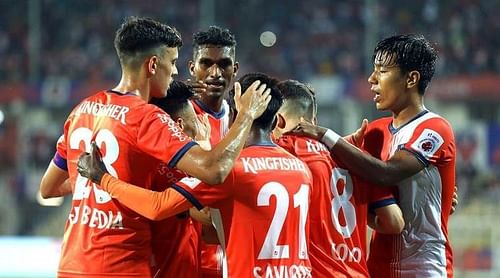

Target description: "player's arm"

left=368, top=204, right=404, bottom=234
left=290, top=122, right=424, bottom=186
left=39, top=158, right=72, bottom=198
left=175, top=81, right=271, bottom=184
left=189, top=207, right=221, bottom=244
left=77, top=144, right=192, bottom=220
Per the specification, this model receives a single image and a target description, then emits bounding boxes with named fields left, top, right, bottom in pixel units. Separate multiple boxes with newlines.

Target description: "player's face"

left=189, top=46, right=238, bottom=98
left=368, top=52, right=408, bottom=112
left=151, top=47, right=179, bottom=98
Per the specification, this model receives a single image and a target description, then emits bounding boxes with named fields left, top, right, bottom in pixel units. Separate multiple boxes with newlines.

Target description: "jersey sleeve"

left=100, top=173, right=192, bottom=220
left=402, top=118, right=455, bottom=167
left=137, top=106, right=198, bottom=168
left=54, top=116, right=73, bottom=170
left=171, top=171, right=235, bottom=210
left=365, top=181, right=398, bottom=213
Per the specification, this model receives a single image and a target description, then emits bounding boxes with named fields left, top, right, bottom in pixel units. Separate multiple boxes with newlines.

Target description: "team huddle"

left=39, top=16, right=456, bottom=278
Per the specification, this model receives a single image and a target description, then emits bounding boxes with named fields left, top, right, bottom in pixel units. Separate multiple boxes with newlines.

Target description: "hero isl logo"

left=420, top=140, right=434, bottom=152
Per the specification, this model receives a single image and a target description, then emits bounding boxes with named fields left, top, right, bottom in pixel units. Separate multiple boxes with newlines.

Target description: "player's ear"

left=147, top=56, right=159, bottom=76
left=188, top=60, right=195, bottom=77
left=176, top=117, right=184, bottom=131
left=233, top=62, right=239, bottom=76
left=276, top=113, right=286, bottom=130
left=407, top=70, right=420, bottom=90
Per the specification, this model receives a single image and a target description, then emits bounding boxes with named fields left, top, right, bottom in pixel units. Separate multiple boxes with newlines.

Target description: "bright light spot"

left=260, top=31, right=276, bottom=47
left=36, top=190, right=64, bottom=207
left=0, top=109, right=4, bottom=125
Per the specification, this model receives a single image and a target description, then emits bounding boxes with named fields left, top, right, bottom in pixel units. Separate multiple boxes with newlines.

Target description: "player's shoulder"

left=367, top=116, right=392, bottom=130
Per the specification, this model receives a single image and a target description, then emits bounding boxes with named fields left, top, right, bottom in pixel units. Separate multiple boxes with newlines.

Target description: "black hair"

left=192, top=26, right=236, bottom=59
left=150, top=80, right=194, bottom=118
left=114, top=16, right=182, bottom=67
left=277, top=80, right=317, bottom=121
left=229, top=72, right=282, bottom=131
left=373, top=34, right=437, bottom=94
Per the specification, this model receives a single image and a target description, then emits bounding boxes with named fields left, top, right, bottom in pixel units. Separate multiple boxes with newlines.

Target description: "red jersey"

left=364, top=112, right=456, bottom=278
left=191, top=99, right=230, bottom=147
left=150, top=164, right=201, bottom=278
left=54, top=90, right=196, bottom=277
left=172, top=145, right=313, bottom=277
left=278, top=135, right=396, bottom=278
left=191, top=98, right=230, bottom=277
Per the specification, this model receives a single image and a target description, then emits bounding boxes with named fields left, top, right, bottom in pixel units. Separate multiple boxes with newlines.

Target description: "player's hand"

left=195, top=114, right=212, bottom=150
left=186, top=79, right=207, bottom=99
left=450, top=185, right=458, bottom=215
left=347, top=118, right=368, bottom=147
left=77, top=142, right=109, bottom=184
left=234, top=81, right=272, bottom=120
left=287, top=119, right=328, bottom=141
left=195, top=114, right=211, bottom=142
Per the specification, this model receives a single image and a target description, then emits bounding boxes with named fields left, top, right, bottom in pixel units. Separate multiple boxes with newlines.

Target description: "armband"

left=321, top=129, right=341, bottom=149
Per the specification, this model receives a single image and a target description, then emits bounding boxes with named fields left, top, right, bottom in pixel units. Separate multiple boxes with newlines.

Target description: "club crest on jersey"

left=411, top=128, right=444, bottom=158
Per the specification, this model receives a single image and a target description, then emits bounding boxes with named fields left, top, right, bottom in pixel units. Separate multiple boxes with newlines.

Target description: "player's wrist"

left=321, top=129, right=341, bottom=150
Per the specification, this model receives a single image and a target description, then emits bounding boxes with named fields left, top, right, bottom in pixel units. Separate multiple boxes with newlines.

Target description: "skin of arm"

left=40, top=161, right=72, bottom=198
left=290, top=122, right=424, bottom=186
left=368, top=204, right=405, bottom=234
left=175, top=81, right=271, bottom=184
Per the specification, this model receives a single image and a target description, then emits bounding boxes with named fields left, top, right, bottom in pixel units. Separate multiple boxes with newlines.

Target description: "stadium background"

left=0, top=0, right=498, bottom=277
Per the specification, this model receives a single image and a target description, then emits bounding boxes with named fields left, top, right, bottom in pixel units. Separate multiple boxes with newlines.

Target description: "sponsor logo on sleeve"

left=410, top=128, right=444, bottom=159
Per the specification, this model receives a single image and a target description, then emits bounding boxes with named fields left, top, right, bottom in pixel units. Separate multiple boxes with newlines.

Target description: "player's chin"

left=206, top=88, right=225, bottom=97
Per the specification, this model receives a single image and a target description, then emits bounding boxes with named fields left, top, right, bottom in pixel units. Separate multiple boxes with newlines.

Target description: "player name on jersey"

left=68, top=204, right=124, bottom=229
left=241, top=156, right=307, bottom=174
left=74, top=101, right=130, bottom=125
left=252, top=263, right=312, bottom=278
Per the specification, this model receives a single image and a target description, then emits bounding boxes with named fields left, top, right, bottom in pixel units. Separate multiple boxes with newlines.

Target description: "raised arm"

left=175, top=81, right=271, bottom=184
left=289, top=121, right=424, bottom=186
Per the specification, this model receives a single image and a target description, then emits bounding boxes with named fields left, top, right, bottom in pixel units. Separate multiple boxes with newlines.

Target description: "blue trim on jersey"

left=53, top=152, right=68, bottom=171
left=106, top=90, right=137, bottom=97
left=388, top=110, right=429, bottom=135
left=168, top=141, right=198, bottom=168
left=369, top=197, right=397, bottom=213
left=247, top=142, right=277, bottom=147
left=194, top=99, right=226, bottom=119
left=171, top=183, right=204, bottom=210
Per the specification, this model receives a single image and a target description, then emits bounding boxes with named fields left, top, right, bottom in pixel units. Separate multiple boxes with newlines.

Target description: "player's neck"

left=392, top=99, right=426, bottom=128
left=245, top=128, right=273, bottom=147
left=113, top=73, right=148, bottom=101
left=200, top=95, right=224, bottom=113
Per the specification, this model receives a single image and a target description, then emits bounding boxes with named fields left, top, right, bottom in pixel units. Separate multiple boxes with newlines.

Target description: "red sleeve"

left=100, top=173, right=192, bottom=220
left=171, top=170, right=235, bottom=210
left=403, top=118, right=455, bottom=167
left=365, top=181, right=398, bottom=213
left=137, top=106, right=198, bottom=168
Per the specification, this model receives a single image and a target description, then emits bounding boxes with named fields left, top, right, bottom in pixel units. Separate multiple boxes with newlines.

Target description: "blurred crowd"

left=0, top=0, right=498, bottom=236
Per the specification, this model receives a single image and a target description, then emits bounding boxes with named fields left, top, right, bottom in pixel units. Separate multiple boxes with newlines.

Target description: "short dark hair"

left=150, top=80, right=194, bottom=118
left=192, top=26, right=236, bottom=59
left=277, top=80, right=317, bottom=121
left=373, top=34, right=437, bottom=94
left=229, top=73, right=282, bottom=130
left=114, top=16, right=182, bottom=67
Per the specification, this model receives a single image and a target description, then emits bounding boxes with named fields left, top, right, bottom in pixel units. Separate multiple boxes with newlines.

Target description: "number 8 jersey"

left=54, top=90, right=197, bottom=277
left=172, top=144, right=313, bottom=278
